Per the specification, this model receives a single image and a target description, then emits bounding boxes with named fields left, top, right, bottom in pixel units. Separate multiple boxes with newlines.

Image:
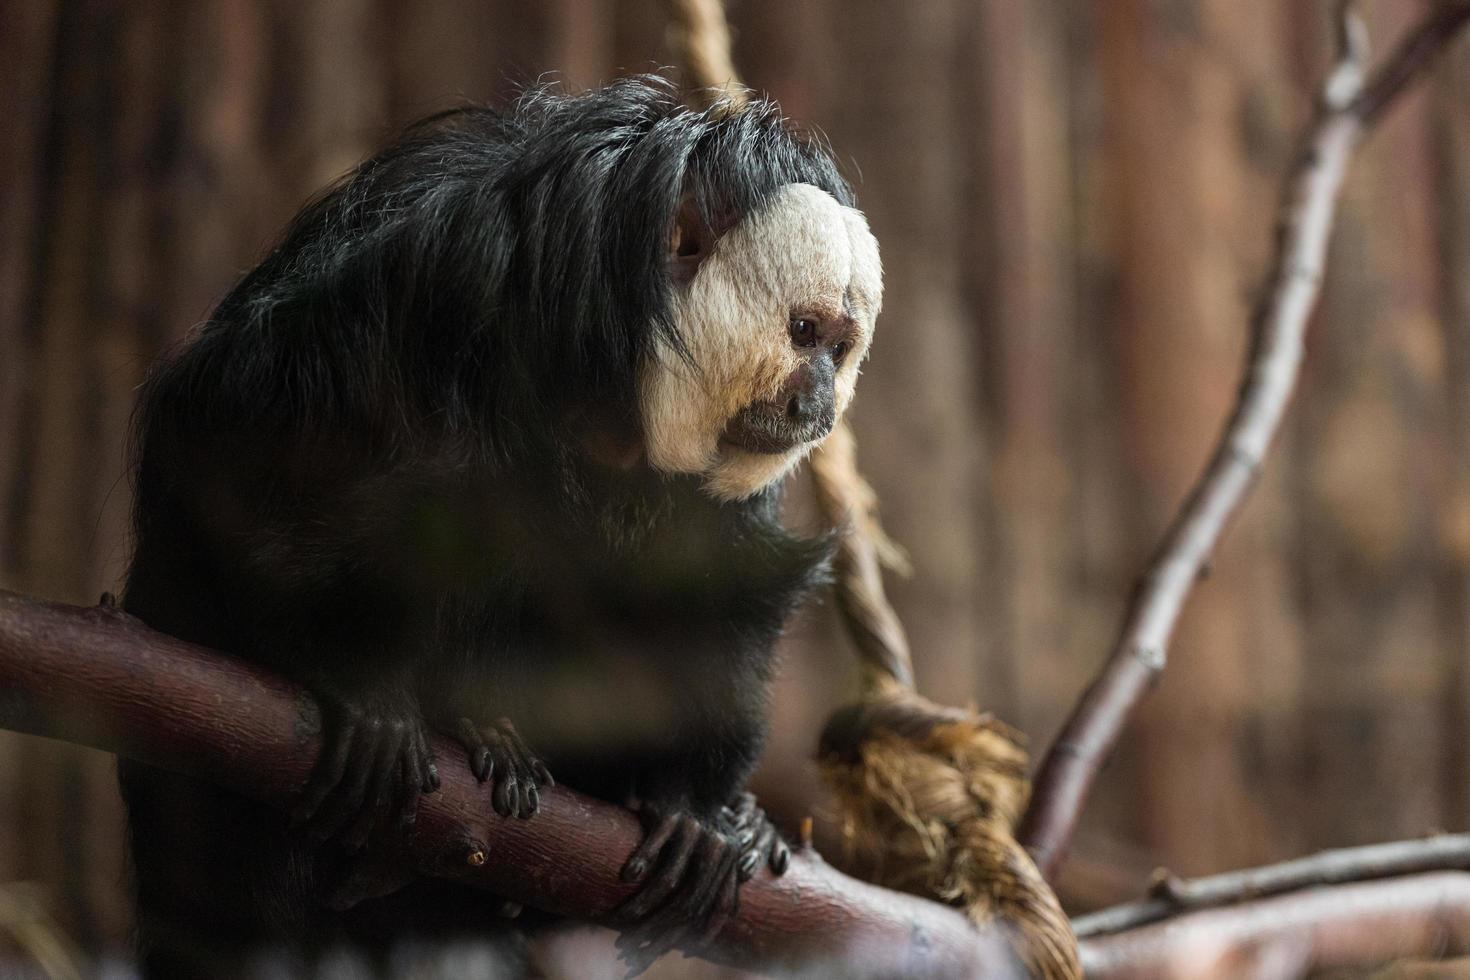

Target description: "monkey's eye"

left=789, top=318, right=819, bottom=347
left=833, top=340, right=852, bottom=364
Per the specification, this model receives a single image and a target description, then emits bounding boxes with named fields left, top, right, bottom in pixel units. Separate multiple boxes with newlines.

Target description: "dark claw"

left=622, top=857, right=648, bottom=883
left=450, top=717, right=550, bottom=822
left=493, top=775, right=514, bottom=817
left=522, top=783, right=539, bottom=818
left=302, top=725, right=382, bottom=844
left=771, top=839, right=790, bottom=875
left=725, top=792, right=790, bottom=881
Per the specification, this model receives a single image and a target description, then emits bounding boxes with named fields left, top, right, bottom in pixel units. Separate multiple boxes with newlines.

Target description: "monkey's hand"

left=723, top=791, right=791, bottom=881
left=290, top=681, right=439, bottom=851
left=613, top=802, right=747, bottom=976
left=450, top=716, right=553, bottom=820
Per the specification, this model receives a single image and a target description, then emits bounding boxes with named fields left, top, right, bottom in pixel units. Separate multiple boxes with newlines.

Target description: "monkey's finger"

left=503, top=752, right=537, bottom=819
left=341, top=731, right=400, bottom=850
left=737, top=847, right=760, bottom=882
left=532, top=759, right=554, bottom=787
left=705, top=860, right=741, bottom=947
left=455, top=718, right=491, bottom=781
left=619, top=842, right=733, bottom=971
left=499, top=720, right=536, bottom=774
left=405, top=726, right=435, bottom=795
left=620, top=813, right=680, bottom=884
left=492, top=765, right=519, bottom=819
left=482, top=725, right=513, bottom=815
left=770, top=836, right=790, bottom=875
left=302, top=724, right=383, bottom=843
left=616, top=820, right=697, bottom=920
left=681, top=835, right=735, bottom=925
left=718, top=804, right=743, bottom=837
left=689, top=845, right=741, bottom=948
left=291, top=718, right=359, bottom=826
left=729, top=792, right=757, bottom=826
left=395, top=754, right=423, bottom=830
left=471, top=744, right=493, bottom=783
left=749, top=820, right=777, bottom=868
left=520, top=782, right=538, bottom=819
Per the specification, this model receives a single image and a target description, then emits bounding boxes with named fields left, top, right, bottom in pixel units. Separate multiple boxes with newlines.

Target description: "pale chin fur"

left=638, top=182, right=884, bottom=502
left=703, top=440, right=814, bottom=501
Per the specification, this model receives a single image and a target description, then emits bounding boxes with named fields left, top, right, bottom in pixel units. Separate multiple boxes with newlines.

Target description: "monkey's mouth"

left=720, top=401, right=835, bottom=455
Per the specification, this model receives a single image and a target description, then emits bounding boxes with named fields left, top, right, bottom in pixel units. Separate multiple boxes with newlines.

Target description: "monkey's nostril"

left=786, top=395, right=802, bottom=420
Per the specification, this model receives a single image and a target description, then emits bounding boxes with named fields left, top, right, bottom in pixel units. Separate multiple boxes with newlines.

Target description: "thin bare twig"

left=1073, top=834, right=1470, bottom=938
left=1018, top=1, right=1470, bottom=879
left=663, top=0, right=745, bottom=105
left=1079, top=872, right=1470, bottom=979
left=810, top=420, right=917, bottom=691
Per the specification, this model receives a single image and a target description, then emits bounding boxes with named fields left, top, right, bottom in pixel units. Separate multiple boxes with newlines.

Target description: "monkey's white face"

left=639, top=183, right=883, bottom=501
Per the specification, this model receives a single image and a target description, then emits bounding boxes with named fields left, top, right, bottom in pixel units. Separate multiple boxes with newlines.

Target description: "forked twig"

left=1080, top=872, right=1470, bottom=979
left=1018, top=1, right=1470, bottom=879
left=1073, top=833, right=1470, bottom=937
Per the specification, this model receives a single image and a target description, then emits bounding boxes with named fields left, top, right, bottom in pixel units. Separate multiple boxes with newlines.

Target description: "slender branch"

left=1078, top=872, right=1470, bottom=979
left=1073, top=834, right=1470, bottom=937
left=1018, top=1, right=1470, bottom=879
left=0, top=590, right=1021, bottom=979
left=1350, top=2, right=1470, bottom=125
left=663, top=0, right=745, bottom=104
left=810, top=420, right=917, bottom=691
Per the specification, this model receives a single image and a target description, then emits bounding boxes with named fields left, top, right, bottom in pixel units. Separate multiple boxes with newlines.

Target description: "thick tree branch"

left=1018, top=1, right=1470, bottom=879
left=1079, top=872, right=1470, bottom=979
left=0, top=589, right=1020, bottom=979
left=1073, top=834, right=1470, bottom=938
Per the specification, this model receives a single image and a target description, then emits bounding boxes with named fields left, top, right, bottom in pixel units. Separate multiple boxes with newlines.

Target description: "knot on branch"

left=819, top=680, right=1080, bottom=979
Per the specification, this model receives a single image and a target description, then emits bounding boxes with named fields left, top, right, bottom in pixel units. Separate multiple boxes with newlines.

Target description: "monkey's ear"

left=668, top=195, right=732, bottom=285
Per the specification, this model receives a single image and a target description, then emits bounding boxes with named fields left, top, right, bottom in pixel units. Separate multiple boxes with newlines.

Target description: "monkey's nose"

left=785, top=392, right=807, bottom=422
left=780, top=386, right=835, bottom=442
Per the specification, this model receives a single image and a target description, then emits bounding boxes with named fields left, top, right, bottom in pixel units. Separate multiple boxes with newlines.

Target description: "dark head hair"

left=139, top=76, right=854, bottom=480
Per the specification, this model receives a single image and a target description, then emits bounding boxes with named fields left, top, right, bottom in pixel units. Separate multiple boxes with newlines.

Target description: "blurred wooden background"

left=2, top=0, right=1470, bottom=969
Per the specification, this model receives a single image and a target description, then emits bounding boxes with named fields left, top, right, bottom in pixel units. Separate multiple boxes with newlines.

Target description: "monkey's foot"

left=613, top=806, right=744, bottom=976
left=451, top=717, right=553, bottom=820
left=723, top=791, right=791, bottom=881
left=291, top=686, right=439, bottom=850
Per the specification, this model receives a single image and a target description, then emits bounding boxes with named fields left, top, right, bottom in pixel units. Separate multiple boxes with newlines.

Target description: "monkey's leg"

left=449, top=716, right=554, bottom=819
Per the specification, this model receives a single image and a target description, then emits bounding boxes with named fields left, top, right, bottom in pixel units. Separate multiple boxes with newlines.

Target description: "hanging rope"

left=661, top=2, right=1079, bottom=976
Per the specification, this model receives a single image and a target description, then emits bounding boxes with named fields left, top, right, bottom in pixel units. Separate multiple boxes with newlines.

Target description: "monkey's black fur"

left=119, top=77, right=853, bottom=975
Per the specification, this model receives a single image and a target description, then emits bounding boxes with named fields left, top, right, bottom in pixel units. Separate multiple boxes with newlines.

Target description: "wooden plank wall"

left=1, top=0, right=1469, bottom=961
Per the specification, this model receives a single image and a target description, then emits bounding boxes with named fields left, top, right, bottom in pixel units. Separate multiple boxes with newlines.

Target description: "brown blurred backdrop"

left=3, top=0, right=1470, bottom=969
